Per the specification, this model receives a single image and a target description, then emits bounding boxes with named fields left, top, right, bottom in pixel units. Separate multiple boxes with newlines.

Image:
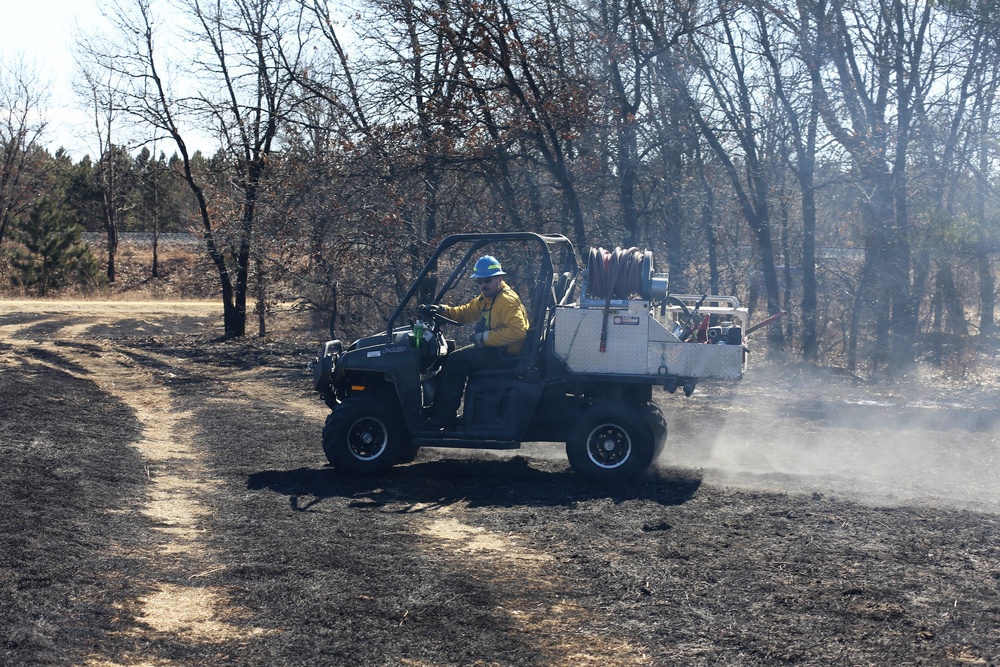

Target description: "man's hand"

left=470, top=331, right=487, bottom=347
left=418, top=303, right=443, bottom=317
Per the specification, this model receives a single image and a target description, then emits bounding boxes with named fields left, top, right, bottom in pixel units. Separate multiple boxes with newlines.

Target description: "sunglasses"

left=476, top=277, right=496, bottom=285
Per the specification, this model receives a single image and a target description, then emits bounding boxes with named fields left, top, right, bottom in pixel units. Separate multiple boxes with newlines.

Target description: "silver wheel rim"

left=585, top=422, right=631, bottom=469
left=347, top=416, right=389, bottom=461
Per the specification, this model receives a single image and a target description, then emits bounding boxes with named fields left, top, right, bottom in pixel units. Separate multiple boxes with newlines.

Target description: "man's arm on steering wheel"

left=418, top=303, right=462, bottom=327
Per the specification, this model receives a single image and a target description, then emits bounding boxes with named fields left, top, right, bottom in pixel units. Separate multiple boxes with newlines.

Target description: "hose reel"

left=586, top=246, right=670, bottom=353
left=586, top=246, right=668, bottom=302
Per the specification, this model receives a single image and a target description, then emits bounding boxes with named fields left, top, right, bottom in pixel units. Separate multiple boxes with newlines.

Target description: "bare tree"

left=802, top=0, right=932, bottom=371
left=917, top=0, right=1000, bottom=339
left=757, top=0, right=822, bottom=360
left=0, top=55, right=48, bottom=249
left=581, top=0, right=682, bottom=250
left=76, top=64, right=129, bottom=282
left=188, top=0, right=308, bottom=336
left=83, top=0, right=307, bottom=336
left=972, top=57, right=1000, bottom=338
left=641, top=1, right=786, bottom=347
left=448, top=0, right=594, bottom=250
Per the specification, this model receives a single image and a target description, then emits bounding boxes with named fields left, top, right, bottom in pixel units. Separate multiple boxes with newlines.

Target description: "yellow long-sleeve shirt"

left=441, top=283, right=529, bottom=354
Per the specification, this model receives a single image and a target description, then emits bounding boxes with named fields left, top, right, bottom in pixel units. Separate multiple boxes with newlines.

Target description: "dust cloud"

left=661, top=365, right=1000, bottom=514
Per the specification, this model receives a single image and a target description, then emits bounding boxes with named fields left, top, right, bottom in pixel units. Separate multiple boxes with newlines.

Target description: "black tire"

left=644, top=402, right=668, bottom=461
left=566, top=403, right=655, bottom=480
left=322, top=394, right=412, bottom=474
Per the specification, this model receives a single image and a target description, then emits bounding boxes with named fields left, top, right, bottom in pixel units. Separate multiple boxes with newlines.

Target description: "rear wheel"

left=644, top=403, right=668, bottom=460
left=566, top=403, right=655, bottom=480
left=322, top=394, right=411, bottom=474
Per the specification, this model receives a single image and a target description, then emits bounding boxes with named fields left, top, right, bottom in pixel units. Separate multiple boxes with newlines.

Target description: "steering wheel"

left=420, top=305, right=460, bottom=331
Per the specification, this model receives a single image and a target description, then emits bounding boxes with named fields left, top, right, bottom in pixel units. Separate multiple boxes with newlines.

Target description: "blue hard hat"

left=471, top=255, right=506, bottom=279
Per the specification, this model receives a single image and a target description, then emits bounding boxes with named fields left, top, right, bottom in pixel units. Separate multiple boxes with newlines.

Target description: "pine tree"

left=7, top=198, right=103, bottom=296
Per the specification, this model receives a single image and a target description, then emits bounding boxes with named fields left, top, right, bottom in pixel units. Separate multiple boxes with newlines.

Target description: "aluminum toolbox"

left=552, top=299, right=747, bottom=380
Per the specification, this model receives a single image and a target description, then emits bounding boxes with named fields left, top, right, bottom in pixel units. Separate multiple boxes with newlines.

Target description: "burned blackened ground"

left=0, top=303, right=998, bottom=666
left=0, top=355, right=148, bottom=665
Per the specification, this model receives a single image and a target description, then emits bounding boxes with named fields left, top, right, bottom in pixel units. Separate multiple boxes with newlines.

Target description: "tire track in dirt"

left=0, top=311, right=268, bottom=665
left=414, top=505, right=653, bottom=666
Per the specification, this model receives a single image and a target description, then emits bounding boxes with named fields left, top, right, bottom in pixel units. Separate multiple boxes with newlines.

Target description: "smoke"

left=658, top=365, right=1000, bottom=513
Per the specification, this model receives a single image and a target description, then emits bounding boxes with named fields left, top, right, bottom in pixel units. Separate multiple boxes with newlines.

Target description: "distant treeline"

left=2, top=0, right=1000, bottom=370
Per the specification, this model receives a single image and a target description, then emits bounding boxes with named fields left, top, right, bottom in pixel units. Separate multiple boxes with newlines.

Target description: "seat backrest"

left=553, top=271, right=574, bottom=305
left=513, top=272, right=562, bottom=379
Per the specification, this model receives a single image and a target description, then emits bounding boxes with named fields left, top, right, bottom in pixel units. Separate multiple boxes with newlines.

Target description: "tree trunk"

left=256, top=253, right=266, bottom=338
left=937, top=265, right=968, bottom=336
left=619, top=125, right=640, bottom=248
left=697, top=156, right=719, bottom=295
left=978, top=251, right=995, bottom=338
left=799, top=169, right=818, bottom=361
left=106, top=229, right=118, bottom=283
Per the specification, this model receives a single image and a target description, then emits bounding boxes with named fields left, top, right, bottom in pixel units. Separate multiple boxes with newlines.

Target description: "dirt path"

left=416, top=505, right=653, bottom=666
left=0, top=302, right=265, bottom=664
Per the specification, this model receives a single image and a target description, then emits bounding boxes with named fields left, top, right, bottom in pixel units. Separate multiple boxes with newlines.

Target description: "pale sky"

left=4, top=0, right=353, bottom=161
left=2, top=0, right=105, bottom=159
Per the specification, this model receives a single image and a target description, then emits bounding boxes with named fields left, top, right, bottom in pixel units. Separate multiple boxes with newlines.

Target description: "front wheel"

left=566, top=403, right=655, bottom=480
left=322, top=394, right=412, bottom=474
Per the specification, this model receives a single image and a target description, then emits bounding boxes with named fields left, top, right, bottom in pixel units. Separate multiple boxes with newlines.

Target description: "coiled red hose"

left=587, top=246, right=647, bottom=300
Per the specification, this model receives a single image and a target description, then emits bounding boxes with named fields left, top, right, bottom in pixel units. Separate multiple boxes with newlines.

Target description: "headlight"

left=311, top=340, right=342, bottom=393
left=312, top=354, right=335, bottom=393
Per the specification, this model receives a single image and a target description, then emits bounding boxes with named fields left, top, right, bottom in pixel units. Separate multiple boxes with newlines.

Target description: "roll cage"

left=386, top=232, right=581, bottom=378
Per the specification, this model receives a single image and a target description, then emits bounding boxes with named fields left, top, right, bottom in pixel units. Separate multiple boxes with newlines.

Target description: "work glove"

left=418, top=303, right=442, bottom=317
left=470, top=331, right=487, bottom=348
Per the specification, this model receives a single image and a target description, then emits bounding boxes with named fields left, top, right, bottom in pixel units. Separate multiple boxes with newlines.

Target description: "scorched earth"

left=0, top=300, right=997, bottom=666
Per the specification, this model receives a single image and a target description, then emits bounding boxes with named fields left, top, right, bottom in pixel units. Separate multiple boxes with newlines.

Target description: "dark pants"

left=431, top=345, right=511, bottom=419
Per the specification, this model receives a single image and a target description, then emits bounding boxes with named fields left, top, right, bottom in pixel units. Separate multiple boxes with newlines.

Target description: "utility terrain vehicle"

left=312, top=232, right=749, bottom=480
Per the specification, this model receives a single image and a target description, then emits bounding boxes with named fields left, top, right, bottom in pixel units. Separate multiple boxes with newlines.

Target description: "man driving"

left=420, top=255, right=528, bottom=429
